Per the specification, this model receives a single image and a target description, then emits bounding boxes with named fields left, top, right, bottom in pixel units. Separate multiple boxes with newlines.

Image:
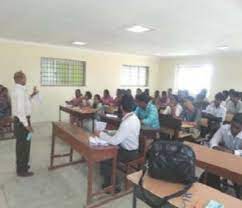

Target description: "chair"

left=159, top=114, right=182, bottom=139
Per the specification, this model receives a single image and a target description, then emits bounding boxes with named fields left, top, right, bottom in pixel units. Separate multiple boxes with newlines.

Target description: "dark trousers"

left=100, top=148, right=139, bottom=185
left=14, top=118, right=31, bottom=174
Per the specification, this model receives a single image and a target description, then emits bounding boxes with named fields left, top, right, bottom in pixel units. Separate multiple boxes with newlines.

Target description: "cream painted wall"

left=158, top=54, right=242, bottom=98
left=0, top=41, right=160, bottom=123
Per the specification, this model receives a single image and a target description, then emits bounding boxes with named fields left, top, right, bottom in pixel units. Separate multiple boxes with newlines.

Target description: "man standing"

left=12, top=71, right=38, bottom=177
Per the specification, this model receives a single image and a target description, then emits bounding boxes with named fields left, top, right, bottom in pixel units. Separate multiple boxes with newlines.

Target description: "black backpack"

left=138, top=140, right=197, bottom=208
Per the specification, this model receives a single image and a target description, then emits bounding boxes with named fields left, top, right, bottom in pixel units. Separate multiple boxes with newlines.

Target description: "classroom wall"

left=158, top=53, right=242, bottom=98
left=0, top=40, right=160, bottom=123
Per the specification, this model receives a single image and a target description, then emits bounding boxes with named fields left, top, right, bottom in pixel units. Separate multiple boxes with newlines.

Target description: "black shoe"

left=17, top=171, right=34, bottom=177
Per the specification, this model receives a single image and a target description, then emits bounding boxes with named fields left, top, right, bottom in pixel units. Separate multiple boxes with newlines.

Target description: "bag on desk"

left=138, top=140, right=197, bottom=208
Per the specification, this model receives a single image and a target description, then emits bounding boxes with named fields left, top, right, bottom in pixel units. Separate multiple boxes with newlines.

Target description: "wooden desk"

left=59, top=105, right=97, bottom=132
left=185, top=142, right=242, bottom=185
left=50, top=122, right=118, bottom=207
left=128, top=171, right=242, bottom=208
left=99, top=114, right=121, bottom=130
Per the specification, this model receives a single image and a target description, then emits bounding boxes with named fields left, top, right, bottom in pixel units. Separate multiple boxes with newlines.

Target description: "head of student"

left=222, top=90, right=229, bottom=101
left=103, top=89, right=110, bottom=97
left=136, top=88, right=142, bottom=95
left=214, top=92, right=224, bottom=107
left=168, top=88, right=172, bottom=95
left=230, top=113, right=242, bottom=137
left=120, top=94, right=134, bottom=115
left=85, top=91, right=92, bottom=100
left=94, top=94, right=101, bottom=103
left=170, top=95, right=179, bottom=106
left=229, top=89, right=235, bottom=97
left=154, top=90, right=160, bottom=98
left=1, top=87, right=9, bottom=98
left=75, top=89, right=81, bottom=98
left=126, top=89, right=132, bottom=96
left=231, top=91, right=240, bottom=104
left=161, top=91, right=167, bottom=98
left=135, top=93, right=150, bottom=109
left=144, top=89, right=150, bottom=96
left=14, top=71, right=26, bottom=86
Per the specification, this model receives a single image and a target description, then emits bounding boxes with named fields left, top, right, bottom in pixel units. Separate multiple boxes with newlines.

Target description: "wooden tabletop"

left=185, top=141, right=242, bottom=185
left=60, top=105, right=97, bottom=114
left=128, top=171, right=242, bottom=208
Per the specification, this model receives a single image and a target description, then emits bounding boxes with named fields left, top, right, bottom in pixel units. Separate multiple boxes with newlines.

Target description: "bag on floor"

left=138, top=140, right=197, bottom=208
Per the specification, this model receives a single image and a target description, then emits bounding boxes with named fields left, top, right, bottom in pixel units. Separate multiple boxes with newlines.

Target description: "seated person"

left=82, top=91, right=93, bottom=107
left=92, top=94, right=104, bottom=120
left=226, top=91, right=242, bottom=114
left=162, top=95, right=183, bottom=119
left=181, top=99, right=199, bottom=122
left=65, top=89, right=82, bottom=106
left=0, top=87, right=11, bottom=120
left=95, top=95, right=141, bottom=190
left=113, top=89, right=123, bottom=107
left=152, top=90, right=161, bottom=108
left=221, top=90, right=229, bottom=107
left=200, top=113, right=242, bottom=191
left=204, top=93, right=226, bottom=122
left=102, top=89, right=114, bottom=106
left=135, top=93, right=160, bottom=129
left=135, top=88, right=142, bottom=97
left=195, top=89, right=209, bottom=103
left=160, top=91, right=170, bottom=108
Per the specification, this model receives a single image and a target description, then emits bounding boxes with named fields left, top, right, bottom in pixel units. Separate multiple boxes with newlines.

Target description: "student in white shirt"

left=95, top=95, right=141, bottom=191
left=226, top=91, right=242, bottom=114
left=205, top=93, right=227, bottom=122
left=200, top=113, right=242, bottom=192
left=162, top=95, right=183, bottom=118
left=12, top=71, right=38, bottom=177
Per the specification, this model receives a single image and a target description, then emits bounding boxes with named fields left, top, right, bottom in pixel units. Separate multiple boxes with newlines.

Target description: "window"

left=121, top=65, right=149, bottom=86
left=40, top=57, right=86, bottom=86
left=175, top=64, right=213, bottom=95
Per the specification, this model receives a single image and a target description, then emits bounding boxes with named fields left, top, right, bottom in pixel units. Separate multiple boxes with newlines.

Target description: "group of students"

left=65, top=87, right=242, bottom=193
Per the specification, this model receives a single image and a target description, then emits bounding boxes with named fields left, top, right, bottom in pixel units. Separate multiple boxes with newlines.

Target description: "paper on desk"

left=89, top=136, right=109, bottom=146
left=94, top=121, right=107, bottom=131
left=106, top=114, right=118, bottom=118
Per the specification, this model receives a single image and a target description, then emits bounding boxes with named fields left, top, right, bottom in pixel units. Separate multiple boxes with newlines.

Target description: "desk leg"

left=111, top=156, right=117, bottom=195
left=50, top=131, right=56, bottom=168
left=87, top=161, right=93, bottom=205
left=132, top=187, right=137, bottom=208
left=69, top=148, right=73, bottom=162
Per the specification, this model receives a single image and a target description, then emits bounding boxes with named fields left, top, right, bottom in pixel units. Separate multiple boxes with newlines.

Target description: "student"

left=95, top=95, right=141, bottom=189
left=162, top=95, right=183, bottom=119
left=160, top=91, right=170, bottom=108
left=92, top=94, right=104, bottom=120
left=202, top=113, right=242, bottom=190
left=0, top=87, right=11, bottom=119
left=126, top=89, right=133, bottom=98
left=152, top=90, right=161, bottom=107
left=102, top=89, right=114, bottom=106
left=144, top=89, right=150, bottom=97
left=226, top=91, right=242, bottom=114
left=181, top=99, right=199, bottom=122
left=136, top=88, right=142, bottom=96
left=113, top=89, right=122, bottom=107
left=65, top=89, right=82, bottom=107
left=195, top=89, right=208, bottom=103
left=12, top=71, right=38, bottom=177
left=221, top=90, right=229, bottom=107
left=167, top=88, right=173, bottom=98
left=205, top=93, right=227, bottom=122
left=135, top=93, right=160, bottom=129
left=83, top=91, right=93, bottom=107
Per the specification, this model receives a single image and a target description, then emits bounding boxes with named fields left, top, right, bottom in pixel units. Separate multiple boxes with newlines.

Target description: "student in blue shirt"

left=135, top=93, right=160, bottom=129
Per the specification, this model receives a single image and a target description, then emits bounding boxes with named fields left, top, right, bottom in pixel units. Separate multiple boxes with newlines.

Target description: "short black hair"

left=135, top=93, right=150, bottom=104
left=85, top=91, right=92, bottom=99
left=232, top=91, right=240, bottom=98
left=232, top=113, right=242, bottom=125
left=104, top=89, right=110, bottom=96
left=215, top=92, right=224, bottom=101
left=121, top=95, right=134, bottom=112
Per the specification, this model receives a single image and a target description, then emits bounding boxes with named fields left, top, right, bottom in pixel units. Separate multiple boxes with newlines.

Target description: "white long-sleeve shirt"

left=205, top=103, right=227, bottom=122
left=12, top=84, right=32, bottom=127
left=99, top=112, right=141, bottom=150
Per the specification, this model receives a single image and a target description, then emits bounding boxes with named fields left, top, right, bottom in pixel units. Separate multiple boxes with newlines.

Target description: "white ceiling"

left=1, top=0, right=242, bottom=57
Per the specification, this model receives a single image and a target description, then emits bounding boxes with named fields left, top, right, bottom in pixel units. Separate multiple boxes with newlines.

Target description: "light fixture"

left=126, top=25, right=153, bottom=33
left=217, top=46, right=229, bottom=50
left=72, top=41, right=87, bottom=46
